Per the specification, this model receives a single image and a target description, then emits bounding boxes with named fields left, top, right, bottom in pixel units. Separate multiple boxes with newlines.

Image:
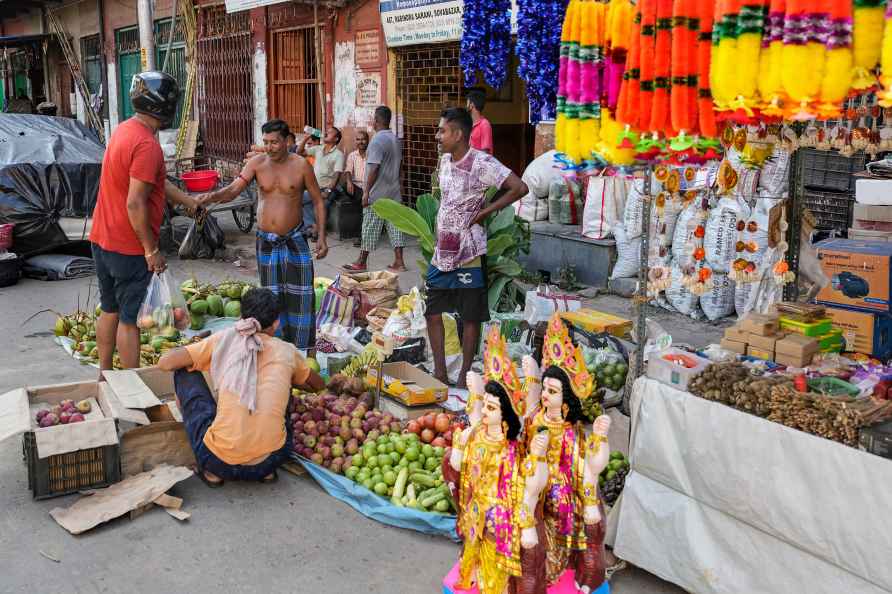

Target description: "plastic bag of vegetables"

left=136, top=270, right=191, bottom=336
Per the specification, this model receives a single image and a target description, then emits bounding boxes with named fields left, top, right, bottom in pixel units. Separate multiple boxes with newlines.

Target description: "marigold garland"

left=757, top=0, right=786, bottom=115
left=852, top=0, right=885, bottom=89
left=818, top=0, right=854, bottom=118
left=616, top=5, right=642, bottom=125
left=696, top=0, right=718, bottom=136
left=731, top=0, right=768, bottom=116
left=638, top=0, right=659, bottom=129
left=877, top=1, right=892, bottom=105
left=711, top=0, right=742, bottom=111
left=782, top=0, right=827, bottom=119
left=649, top=0, right=674, bottom=132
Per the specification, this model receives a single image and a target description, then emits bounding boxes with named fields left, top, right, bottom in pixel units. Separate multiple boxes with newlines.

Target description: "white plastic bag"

left=521, top=150, right=563, bottom=197
left=671, top=199, right=707, bottom=268
left=382, top=287, right=425, bottom=342
left=700, top=273, right=736, bottom=321
left=623, top=177, right=647, bottom=238
left=704, top=196, right=750, bottom=273
left=666, top=264, right=701, bottom=317
left=136, top=271, right=191, bottom=333
left=523, top=285, right=582, bottom=325
left=759, top=147, right=791, bottom=197
left=610, top=224, right=642, bottom=279
left=515, top=192, right=549, bottom=221
left=548, top=174, right=584, bottom=225
left=582, top=175, right=630, bottom=239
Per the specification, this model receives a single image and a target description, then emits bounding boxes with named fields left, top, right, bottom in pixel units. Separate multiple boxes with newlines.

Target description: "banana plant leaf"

left=372, top=199, right=434, bottom=253
left=487, top=276, right=513, bottom=310
left=486, top=234, right=515, bottom=259
left=416, top=194, right=439, bottom=234
left=487, top=208, right=516, bottom=236
left=490, top=256, right=523, bottom=277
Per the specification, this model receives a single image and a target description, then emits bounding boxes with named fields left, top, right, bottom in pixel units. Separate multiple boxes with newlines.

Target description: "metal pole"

left=314, top=0, right=326, bottom=127
left=138, top=0, right=156, bottom=71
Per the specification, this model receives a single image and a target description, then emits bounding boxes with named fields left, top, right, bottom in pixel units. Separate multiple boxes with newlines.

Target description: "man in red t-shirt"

left=467, top=88, right=493, bottom=154
left=89, top=71, right=197, bottom=371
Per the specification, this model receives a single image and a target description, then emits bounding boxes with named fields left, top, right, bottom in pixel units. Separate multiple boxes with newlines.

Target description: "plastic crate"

left=23, top=432, right=120, bottom=500
left=801, top=189, right=854, bottom=233
left=798, top=148, right=868, bottom=193
left=0, top=256, right=20, bottom=287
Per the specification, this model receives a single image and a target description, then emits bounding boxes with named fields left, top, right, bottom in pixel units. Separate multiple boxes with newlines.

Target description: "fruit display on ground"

left=600, top=451, right=629, bottom=507
left=291, top=373, right=458, bottom=515
left=180, top=278, right=256, bottom=330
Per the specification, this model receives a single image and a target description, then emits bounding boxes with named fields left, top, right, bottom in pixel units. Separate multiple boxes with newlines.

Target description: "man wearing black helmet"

left=90, top=71, right=199, bottom=372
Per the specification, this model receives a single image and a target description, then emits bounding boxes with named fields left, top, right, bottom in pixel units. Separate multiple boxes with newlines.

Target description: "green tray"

left=779, top=317, right=833, bottom=337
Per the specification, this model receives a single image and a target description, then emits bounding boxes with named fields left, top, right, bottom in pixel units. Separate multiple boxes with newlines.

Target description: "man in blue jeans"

left=158, top=288, right=324, bottom=486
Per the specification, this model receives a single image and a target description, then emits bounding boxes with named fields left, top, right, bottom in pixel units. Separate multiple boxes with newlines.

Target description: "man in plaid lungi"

left=198, top=119, right=327, bottom=351
left=344, top=106, right=407, bottom=273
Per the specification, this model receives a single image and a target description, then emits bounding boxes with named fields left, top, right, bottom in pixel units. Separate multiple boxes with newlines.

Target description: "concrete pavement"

left=0, top=219, right=687, bottom=594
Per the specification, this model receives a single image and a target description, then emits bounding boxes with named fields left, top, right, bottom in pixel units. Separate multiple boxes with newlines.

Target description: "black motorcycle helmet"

left=130, top=71, right=179, bottom=127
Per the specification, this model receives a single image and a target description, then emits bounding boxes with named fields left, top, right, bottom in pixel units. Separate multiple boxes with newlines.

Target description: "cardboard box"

left=855, top=177, right=892, bottom=206
left=720, top=338, right=747, bottom=354
left=853, top=203, right=892, bottom=223
left=746, top=346, right=774, bottom=361
left=366, top=362, right=448, bottom=406
left=100, top=368, right=196, bottom=478
left=377, top=394, right=444, bottom=421
left=747, top=333, right=782, bottom=351
left=559, top=308, right=632, bottom=337
left=775, top=351, right=814, bottom=368
left=826, top=306, right=892, bottom=359
left=815, top=239, right=892, bottom=312
left=723, top=326, right=749, bottom=342
left=848, top=228, right=892, bottom=242
left=775, top=334, right=820, bottom=357
left=740, top=313, right=779, bottom=336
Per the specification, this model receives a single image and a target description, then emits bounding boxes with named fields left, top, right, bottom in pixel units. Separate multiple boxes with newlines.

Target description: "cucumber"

left=392, top=467, right=410, bottom=499
left=410, top=473, right=436, bottom=488
left=420, top=490, right=447, bottom=509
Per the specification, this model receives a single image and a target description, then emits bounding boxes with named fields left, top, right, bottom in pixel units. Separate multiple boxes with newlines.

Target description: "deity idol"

left=519, top=314, right=612, bottom=594
left=445, top=326, right=550, bottom=594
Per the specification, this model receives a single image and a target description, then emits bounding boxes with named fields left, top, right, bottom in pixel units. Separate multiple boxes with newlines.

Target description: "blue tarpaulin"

left=295, top=455, right=459, bottom=541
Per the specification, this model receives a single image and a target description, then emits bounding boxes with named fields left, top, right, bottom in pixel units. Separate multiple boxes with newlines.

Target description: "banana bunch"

left=396, top=293, right=416, bottom=314
left=342, top=347, right=379, bottom=378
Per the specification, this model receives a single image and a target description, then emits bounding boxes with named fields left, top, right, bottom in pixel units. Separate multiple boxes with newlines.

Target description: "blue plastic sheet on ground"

left=295, top=455, right=459, bottom=541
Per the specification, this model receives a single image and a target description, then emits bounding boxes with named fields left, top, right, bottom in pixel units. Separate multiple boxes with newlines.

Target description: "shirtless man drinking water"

left=198, top=119, right=327, bottom=350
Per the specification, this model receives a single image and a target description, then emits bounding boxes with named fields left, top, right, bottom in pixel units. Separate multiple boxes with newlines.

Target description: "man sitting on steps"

left=158, top=288, right=324, bottom=487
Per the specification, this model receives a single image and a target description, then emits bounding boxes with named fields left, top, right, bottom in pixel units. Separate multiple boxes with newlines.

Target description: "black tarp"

left=0, top=114, right=104, bottom=217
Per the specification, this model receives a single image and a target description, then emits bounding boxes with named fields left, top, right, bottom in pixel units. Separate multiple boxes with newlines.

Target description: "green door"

left=118, top=52, right=140, bottom=121
left=13, top=72, right=28, bottom=98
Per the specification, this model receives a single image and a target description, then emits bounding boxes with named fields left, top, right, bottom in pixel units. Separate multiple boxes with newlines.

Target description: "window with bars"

left=395, top=42, right=462, bottom=206
left=269, top=26, right=321, bottom=134
left=155, top=17, right=187, bottom=126
left=80, top=34, right=106, bottom=117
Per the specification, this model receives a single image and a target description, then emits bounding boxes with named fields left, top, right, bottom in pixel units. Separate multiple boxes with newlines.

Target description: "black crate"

left=801, top=189, right=854, bottom=234
left=798, top=148, right=867, bottom=193
left=860, top=420, right=892, bottom=460
left=23, top=432, right=121, bottom=500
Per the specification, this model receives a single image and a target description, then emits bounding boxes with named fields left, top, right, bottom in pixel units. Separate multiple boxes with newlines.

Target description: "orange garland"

left=638, top=0, right=658, bottom=129
left=617, top=6, right=643, bottom=126
left=650, top=0, right=674, bottom=132
left=696, top=0, right=717, bottom=136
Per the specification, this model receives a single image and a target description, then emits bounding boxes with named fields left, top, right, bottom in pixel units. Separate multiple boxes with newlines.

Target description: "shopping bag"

left=136, top=270, right=191, bottom=332
left=522, top=285, right=582, bottom=325
left=341, top=270, right=400, bottom=323
left=315, top=276, right=357, bottom=329
left=178, top=212, right=225, bottom=260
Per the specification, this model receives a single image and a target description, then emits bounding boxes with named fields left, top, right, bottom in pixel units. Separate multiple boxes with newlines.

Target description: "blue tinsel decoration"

left=460, top=0, right=512, bottom=89
left=516, top=0, right=569, bottom=123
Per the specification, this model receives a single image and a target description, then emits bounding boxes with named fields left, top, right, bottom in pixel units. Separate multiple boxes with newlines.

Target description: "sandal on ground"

left=605, top=559, right=628, bottom=581
left=260, top=470, right=279, bottom=484
left=198, top=470, right=224, bottom=489
left=342, top=263, right=367, bottom=272
left=386, top=265, right=408, bottom=273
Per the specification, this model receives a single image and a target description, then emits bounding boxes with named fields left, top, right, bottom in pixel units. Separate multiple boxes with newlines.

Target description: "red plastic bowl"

left=181, top=170, right=219, bottom=192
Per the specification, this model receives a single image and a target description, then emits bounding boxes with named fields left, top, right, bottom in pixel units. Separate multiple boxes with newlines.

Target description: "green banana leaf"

left=490, top=256, right=522, bottom=277
left=487, top=208, right=516, bottom=236
left=372, top=199, right=434, bottom=253
left=487, top=276, right=513, bottom=310
left=416, top=194, right=439, bottom=234
left=486, top=234, right=515, bottom=259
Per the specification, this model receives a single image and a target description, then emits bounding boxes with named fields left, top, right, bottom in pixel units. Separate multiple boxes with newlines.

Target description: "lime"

left=389, top=451, right=401, bottom=465
left=374, top=482, right=388, bottom=496
left=616, top=362, right=628, bottom=375
left=385, top=443, right=395, bottom=455
left=408, top=461, right=422, bottom=471
left=381, top=465, right=393, bottom=475
left=371, top=473, right=383, bottom=485
left=356, top=471, right=370, bottom=484
left=366, top=456, right=378, bottom=469
left=377, top=454, right=391, bottom=467
left=598, top=475, right=606, bottom=486
left=397, top=458, right=409, bottom=468
left=609, top=460, right=623, bottom=471
left=424, top=456, right=439, bottom=472
left=362, top=478, right=375, bottom=490
left=395, top=440, right=407, bottom=454
left=363, top=445, right=376, bottom=460
left=377, top=435, right=389, bottom=446
left=383, top=471, right=397, bottom=486
left=610, top=451, right=624, bottom=461
left=604, top=364, right=616, bottom=375
left=345, top=467, right=359, bottom=480
left=418, top=454, right=426, bottom=468
left=606, top=470, right=616, bottom=480
left=405, top=447, right=420, bottom=461
left=405, top=433, right=419, bottom=442
left=433, top=446, right=445, bottom=457
left=421, top=444, right=434, bottom=458
left=352, top=453, right=364, bottom=467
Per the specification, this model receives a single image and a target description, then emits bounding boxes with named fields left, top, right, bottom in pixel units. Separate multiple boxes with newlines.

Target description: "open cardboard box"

left=0, top=381, right=118, bottom=459
left=365, top=362, right=448, bottom=406
left=99, top=368, right=198, bottom=477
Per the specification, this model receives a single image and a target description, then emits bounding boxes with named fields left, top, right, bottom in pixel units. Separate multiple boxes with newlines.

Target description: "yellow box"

left=720, top=338, right=747, bottom=354
left=746, top=346, right=774, bottom=361
left=559, top=309, right=632, bottom=337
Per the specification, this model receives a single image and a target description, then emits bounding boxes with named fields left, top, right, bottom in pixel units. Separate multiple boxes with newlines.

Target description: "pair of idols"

left=443, top=313, right=612, bottom=594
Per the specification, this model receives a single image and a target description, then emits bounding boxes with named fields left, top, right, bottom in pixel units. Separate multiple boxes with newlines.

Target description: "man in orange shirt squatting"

left=89, top=71, right=199, bottom=372
left=159, top=288, right=324, bottom=486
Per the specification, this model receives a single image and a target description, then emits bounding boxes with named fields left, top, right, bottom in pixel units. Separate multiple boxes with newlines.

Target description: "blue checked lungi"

left=256, top=225, right=316, bottom=349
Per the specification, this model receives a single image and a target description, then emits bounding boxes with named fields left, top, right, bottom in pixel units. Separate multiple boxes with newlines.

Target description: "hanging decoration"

left=696, top=0, right=718, bottom=136
left=851, top=0, right=885, bottom=89
left=605, top=0, right=634, bottom=110
left=516, top=0, right=570, bottom=122
left=615, top=4, right=642, bottom=124
left=460, top=0, right=512, bottom=89
left=649, top=0, right=674, bottom=132
left=757, top=0, right=786, bottom=115
left=818, top=0, right=855, bottom=118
